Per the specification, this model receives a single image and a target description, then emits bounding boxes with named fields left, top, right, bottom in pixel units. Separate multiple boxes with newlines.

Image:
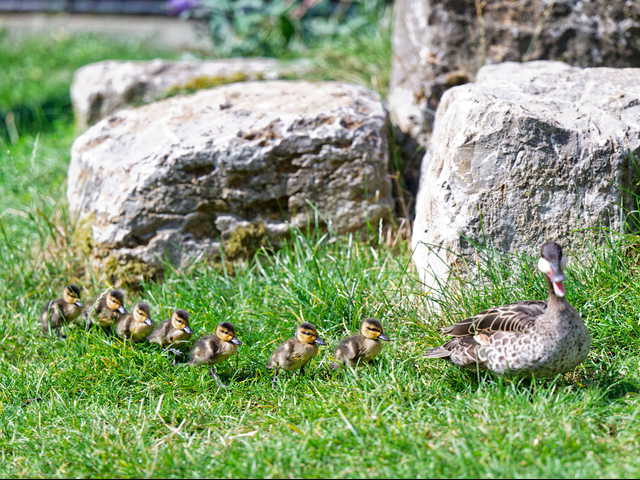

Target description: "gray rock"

left=412, top=61, right=640, bottom=291
left=68, top=80, right=392, bottom=278
left=71, top=58, right=310, bottom=130
left=390, top=0, right=640, bottom=194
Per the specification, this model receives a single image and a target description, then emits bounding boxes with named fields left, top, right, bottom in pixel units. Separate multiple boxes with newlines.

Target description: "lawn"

left=1, top=27, right=640, bottom=478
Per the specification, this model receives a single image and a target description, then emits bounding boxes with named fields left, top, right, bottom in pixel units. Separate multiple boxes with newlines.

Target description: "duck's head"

left=361, top=318, right=391, bottom=341
left=63, top=284, right=83, bottom=308
left=216, top=322, right=242, bottom=345
left=537, top=241, right=567, bottom=297
left=171, top=309, right=193, bottom=334
left=106, top=289, right=126, bottom=314
left=133, top=302, right=153, bottom=327
left=296, top=322, right=326, bottom=345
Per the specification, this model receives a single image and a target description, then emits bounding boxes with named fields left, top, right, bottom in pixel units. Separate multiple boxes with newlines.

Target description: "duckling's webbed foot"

left=169, top=348, right=187, bottom=365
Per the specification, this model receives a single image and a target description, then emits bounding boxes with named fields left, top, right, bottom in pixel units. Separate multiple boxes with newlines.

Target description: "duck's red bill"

left=552, top=281, right=565, bottom=297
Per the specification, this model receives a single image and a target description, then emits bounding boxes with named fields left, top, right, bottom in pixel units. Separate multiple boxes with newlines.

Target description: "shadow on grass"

left=1, top=95, right=73, bottom=142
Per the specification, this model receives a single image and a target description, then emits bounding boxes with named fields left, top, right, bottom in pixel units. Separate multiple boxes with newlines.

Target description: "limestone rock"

left=390, top=0, right=640, bottom=193
left=71, top=58, right=310, bottom=129
left=412, top=61, right=640, bottom=290
left=68, top=81, right=392, bottom=276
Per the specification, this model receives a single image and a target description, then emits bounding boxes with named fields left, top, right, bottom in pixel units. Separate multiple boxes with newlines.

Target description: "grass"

left=2, top=25, right=640, bottom=479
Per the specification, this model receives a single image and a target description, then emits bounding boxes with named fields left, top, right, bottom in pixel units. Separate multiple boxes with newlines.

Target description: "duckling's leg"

left=271, top=368, right=280, bottom=386
left=299, top=366, right=306, bottom=376
left=209, top=368, right=228, bottom=389
left=83, top=312, right=92, bottom=330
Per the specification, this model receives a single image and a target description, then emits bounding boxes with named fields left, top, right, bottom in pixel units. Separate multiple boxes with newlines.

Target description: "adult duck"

left=425, top=241, right=590, bottom=376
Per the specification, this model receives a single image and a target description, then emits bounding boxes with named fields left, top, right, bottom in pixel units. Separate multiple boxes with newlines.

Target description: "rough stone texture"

left=68, top=80, right=392, bottom=275
left=71, top=58, right=310, bottom=129
left=390, top=0, right=640, bottom=193
left=412, top=61, right=640, bottom=290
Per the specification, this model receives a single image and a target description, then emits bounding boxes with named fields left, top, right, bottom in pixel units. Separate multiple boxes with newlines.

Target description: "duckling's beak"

left=314, top=337, right=326, bottom=346
left=117, top=306, right=126, bottom=314
left=379, top=333, right=391, bottom=341
left=231, top=337, right=242, bottom=345
left=144, top=318, right=153, bottom=327
left=183, top=325, right=193, bottom=334
left=75, top=301, right=83, bottom=308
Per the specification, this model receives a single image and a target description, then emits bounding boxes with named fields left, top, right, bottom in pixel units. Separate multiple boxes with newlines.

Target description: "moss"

left=223, top=222, right=269, bottom=260
left=101, top=254, right=163, bottom=291
left=70, top=213, right=96, bottom=257
left=162, top=72, right=256, bottom=98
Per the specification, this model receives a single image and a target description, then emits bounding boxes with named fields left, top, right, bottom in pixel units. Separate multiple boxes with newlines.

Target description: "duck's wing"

left=442, top=300, right=547, bottom=336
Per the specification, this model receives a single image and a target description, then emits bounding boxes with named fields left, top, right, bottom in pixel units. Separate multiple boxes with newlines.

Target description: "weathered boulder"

left=68, top=80, right=392, bottom=280
left=390, top=0, right=640, bottom=193
left=412, top=61, right=640, bottom=290
left=71, top=58, right=310, bottom=129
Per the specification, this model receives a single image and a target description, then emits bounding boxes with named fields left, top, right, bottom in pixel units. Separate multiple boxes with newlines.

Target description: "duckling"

left=333, top=318, right=391, bottom=368
left=425, top=241, right=591, bottom=377
left=86, top=289, right=127, bottom=330
left=148, top=309, right=193, bottom=359
left=115, top=302, right=154, bottom=342
left=40, top=284, right=84, bottom=337
left=267, top=322, right=326, bottom=382
left=189, top=322, right=242, bottom=385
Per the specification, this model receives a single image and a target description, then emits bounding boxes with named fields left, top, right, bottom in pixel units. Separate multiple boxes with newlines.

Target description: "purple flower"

left=167, top=0, right=199, bottom=16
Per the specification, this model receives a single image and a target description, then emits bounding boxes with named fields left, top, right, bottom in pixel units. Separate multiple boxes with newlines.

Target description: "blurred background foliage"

left=179, top=0, right=392, bottom=58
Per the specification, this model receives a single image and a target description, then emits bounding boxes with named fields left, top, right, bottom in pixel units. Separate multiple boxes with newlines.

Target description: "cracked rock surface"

left=68, top=80, right=392, bottom=272
left=390, top=0, right=640, bottom=192
left=412, top=61, right=640, bottom=291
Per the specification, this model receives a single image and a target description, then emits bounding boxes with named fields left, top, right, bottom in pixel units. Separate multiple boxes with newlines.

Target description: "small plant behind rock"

left=176, top=0, right=390, bottom=58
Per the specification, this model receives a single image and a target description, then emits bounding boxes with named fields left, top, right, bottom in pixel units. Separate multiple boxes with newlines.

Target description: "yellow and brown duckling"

left=147, top=309, right=194, bottom=357
left=267, top=322, right=326, bottom=382
left=40, top=284, right=84, bottom=337
left=115, top=302, right=154, bottom=342
left=189, top=322, right=242, bottom=384
left=86, top=289, right=127, bottom=330
left=333, top=318, right=391, bottom=368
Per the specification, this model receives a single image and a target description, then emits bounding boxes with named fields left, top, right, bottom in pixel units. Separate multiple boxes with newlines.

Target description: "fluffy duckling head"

left=106, top=289, right=126, bottom=314
left=537, top=241, right=566, bottom=297
left=361, top=318, right=390, bottom=341
left=171, top=309, right=193, bottom=334
left=216, top=322, right=242, bottom=345
left=63, top=284, right=83, bottom=307
left=296, top=322, right=326, bottom=345
left=133, top=302, right=153, bottom=327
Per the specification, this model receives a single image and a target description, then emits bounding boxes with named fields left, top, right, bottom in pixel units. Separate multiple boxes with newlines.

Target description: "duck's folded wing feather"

left=442, top=300, right=547, bottom=336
